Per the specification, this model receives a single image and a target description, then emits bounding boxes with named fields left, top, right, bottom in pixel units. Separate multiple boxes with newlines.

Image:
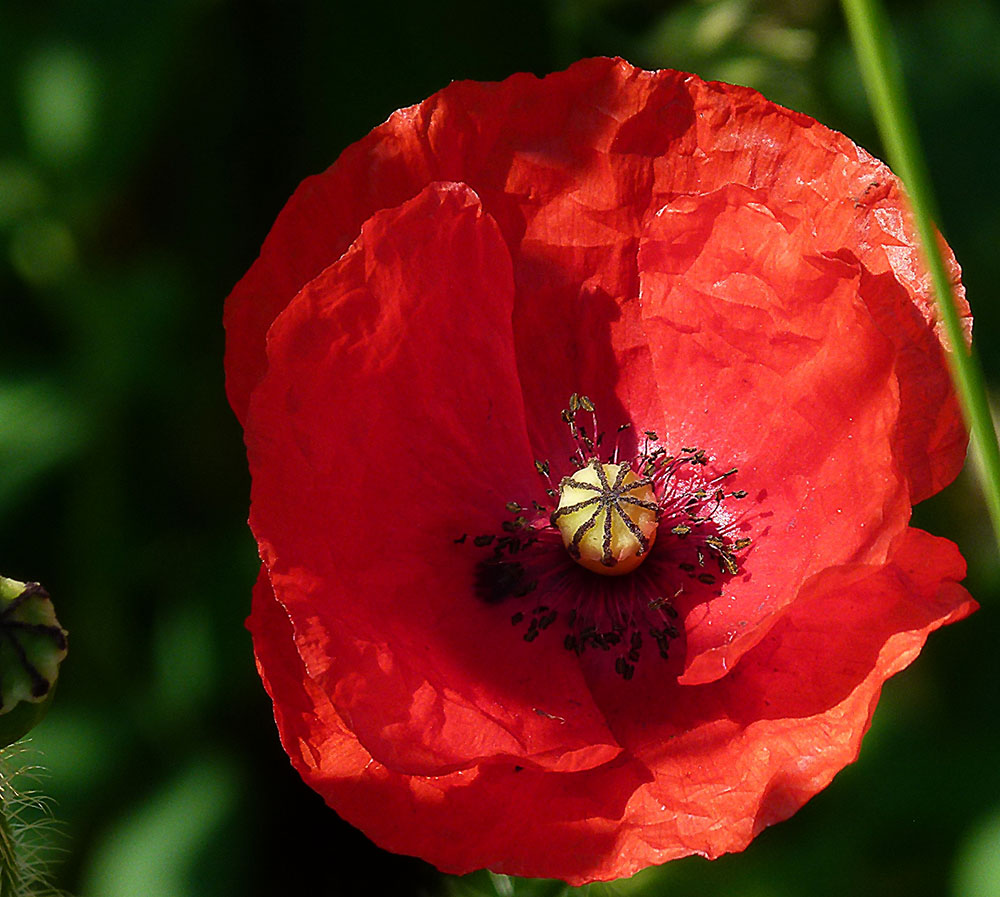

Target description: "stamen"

left=470, top=395, right=753, bottom=681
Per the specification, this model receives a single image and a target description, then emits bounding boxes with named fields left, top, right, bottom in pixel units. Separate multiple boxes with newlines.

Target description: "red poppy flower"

left=226, top=58, right=976, bottom=884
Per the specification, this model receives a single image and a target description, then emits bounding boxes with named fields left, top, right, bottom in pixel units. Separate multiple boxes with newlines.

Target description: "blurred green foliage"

left=1, top=0, right=999, bottom=894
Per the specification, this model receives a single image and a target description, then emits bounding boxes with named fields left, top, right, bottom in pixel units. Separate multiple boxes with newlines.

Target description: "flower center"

left=552, top=460, right=658, bottom=575
left=465, top=394, right=751, bottom=680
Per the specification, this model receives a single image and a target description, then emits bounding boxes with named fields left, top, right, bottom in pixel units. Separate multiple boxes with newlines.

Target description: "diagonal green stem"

left=842, top=0, right=1000, bottom=551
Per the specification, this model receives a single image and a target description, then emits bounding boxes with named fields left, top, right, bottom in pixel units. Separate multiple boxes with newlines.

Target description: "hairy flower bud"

left=0, top=577, right=67, bottom=748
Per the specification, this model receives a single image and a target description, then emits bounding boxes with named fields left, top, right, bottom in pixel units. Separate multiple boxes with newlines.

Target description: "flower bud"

left=0, top=577, right=67, bottom=748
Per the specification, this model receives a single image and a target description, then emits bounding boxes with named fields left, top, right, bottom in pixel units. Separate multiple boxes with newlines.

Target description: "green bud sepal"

left=0, top=578, right=67, bottom=748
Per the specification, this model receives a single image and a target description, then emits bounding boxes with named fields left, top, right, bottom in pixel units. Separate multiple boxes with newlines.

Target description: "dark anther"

left=698, top=573, right=717, bottom=585
left=510, top=612, right=524, bottom=625
left=539, top=611, right=558, bottom=630
left=534, top=459, right=551, bottom=477
left=505, top=501, right=523, bottom=513
left=453, top=533, right=467, bottom=543
left=718, top=554, right=738, bottom=575
left=579, top=395, right=595, bottom=412
left=475, top=559, right=527, bottom=604
left=569, top=393, right=580, bottom=412
left=512, top=579, right=538, bottom=598
left=473, top=534, right=495, bottom=547
left=614, top=656, right=635, bottom=680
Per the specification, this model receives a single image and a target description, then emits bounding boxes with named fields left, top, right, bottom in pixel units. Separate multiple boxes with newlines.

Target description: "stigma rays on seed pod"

left=465, top=394, right=752, bottom=681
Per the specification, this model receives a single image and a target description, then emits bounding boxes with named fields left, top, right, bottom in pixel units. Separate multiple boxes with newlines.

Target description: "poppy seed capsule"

left=553, top=460, right=658, bottom=575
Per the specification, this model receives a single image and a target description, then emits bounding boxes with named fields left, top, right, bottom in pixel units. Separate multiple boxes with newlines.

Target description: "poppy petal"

left=247, top=181, right=621, bottom=776
left=251, top=527, right=973, bottom=883
left=638, top=183, right=914, bottom=683
left=225, top=58, right=965, bottom=496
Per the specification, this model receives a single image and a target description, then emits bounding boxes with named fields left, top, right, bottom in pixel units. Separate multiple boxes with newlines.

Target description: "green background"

left=1, top=0, right=998, bottom=894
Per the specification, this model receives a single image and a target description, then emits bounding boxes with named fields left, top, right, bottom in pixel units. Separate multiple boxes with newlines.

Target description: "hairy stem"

left=0, top=790, right=19, bottom=897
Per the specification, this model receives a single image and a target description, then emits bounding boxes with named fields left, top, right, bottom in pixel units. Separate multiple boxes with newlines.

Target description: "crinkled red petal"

left=247, top=182, right=620, bottom=777
left=225, top=57, right=967, bottom=499
left=250, top=527, right=974, bottom=883
left=638, top=183, right=914, bottom=684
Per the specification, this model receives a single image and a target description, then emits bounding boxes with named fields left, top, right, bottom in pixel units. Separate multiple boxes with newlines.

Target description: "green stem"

left=842, top=0, right=1000, bottom=550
